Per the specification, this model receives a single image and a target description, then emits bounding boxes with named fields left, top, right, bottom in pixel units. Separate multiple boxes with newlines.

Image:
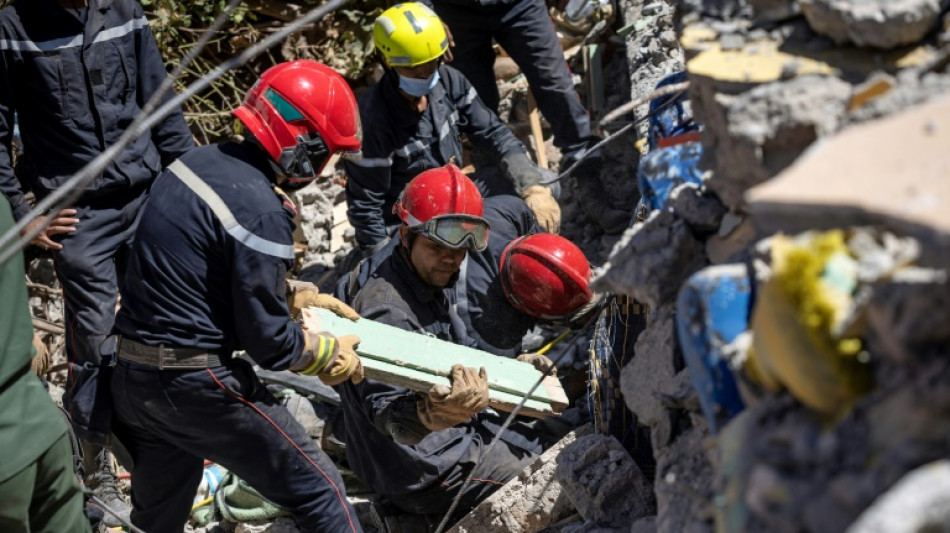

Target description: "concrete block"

left=555, top=434, right=657, bottom=526
left=846, top=460, right=950, bottom=533
left=799, top=0, right=940, bottom=49
left=592, top=211, right=706, bottom=307
left=450, top=426, right=592, bottom=533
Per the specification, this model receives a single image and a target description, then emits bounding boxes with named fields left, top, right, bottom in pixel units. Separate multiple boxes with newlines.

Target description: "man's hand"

left=22, top=209, right=79, bottom=251
left=516, top=353, right=557, bottom=376
left=287, top=279, right=360, bottom=321
left=417, top=365, right=489, bottom=432
left=521, top=185, right=561, bottom=234
left=318, top=334, right=364, bottom=386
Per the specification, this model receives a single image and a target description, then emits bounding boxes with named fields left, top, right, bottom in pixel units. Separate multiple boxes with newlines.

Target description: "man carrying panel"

left=110, top=60, right=366, bottom=533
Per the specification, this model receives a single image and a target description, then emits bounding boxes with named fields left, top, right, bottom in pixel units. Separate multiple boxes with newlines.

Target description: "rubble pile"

left=587, top=0, right=950, bottom=532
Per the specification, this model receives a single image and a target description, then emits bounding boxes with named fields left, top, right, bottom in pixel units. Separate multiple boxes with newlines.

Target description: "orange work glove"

left=287, top=279, right=360, bottom=321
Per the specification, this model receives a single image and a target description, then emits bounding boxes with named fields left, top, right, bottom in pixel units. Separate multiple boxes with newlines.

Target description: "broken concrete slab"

left=697, top=75, right=851, bottom=211
left=620, top=304, right=680, bottom=451
left=592, top=210, right=707, bottom=307
left=799, top=0, right=941, bottom=49
left=653, top=424, right=715, bottom=533
left=554, top=434, right=657, bottom=526
left=745, top=93, right=950, bottom=266
left=449, top=426, right=592, bottom=533
left=845, top=460, right=950, bottom=533
left=669, top=184, right=728, bottom=234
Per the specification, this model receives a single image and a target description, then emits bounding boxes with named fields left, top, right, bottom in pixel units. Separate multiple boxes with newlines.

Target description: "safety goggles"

left=408, top=214, right=490, bottom=252
left=278, top=132, right=331, bottom=185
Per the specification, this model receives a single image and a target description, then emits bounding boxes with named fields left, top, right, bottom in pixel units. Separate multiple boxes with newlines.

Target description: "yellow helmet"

left=373, top=3, right=448, bottom=68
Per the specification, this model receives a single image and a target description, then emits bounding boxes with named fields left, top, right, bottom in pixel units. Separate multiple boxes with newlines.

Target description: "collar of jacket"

left=393, top=243, right=458, bottom=304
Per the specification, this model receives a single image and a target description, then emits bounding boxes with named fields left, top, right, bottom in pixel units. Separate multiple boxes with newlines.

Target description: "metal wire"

left=0, top=0, right=354, bottom=266
left=433, top=311, right=602, bottom=533
left=540, top=82, right=690, bottom=186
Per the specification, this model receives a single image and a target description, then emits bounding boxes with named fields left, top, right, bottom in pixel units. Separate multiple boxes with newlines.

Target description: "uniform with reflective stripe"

left=115, top=142, right=306, bottom=369
left=344, top=64, right=526, bottom=249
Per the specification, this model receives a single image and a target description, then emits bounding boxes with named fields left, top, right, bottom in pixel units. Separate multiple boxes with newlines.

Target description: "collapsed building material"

left=449, top=425, right=593, bottom=533
left=554, top=434, right=657, bottom=527
left=746, top=93, right=950, bottom=266
left=303, top=308, right=569, bottom=417
left=798, top=0, right=941, bottom=49
left=845, top=460, right=950, bottom=533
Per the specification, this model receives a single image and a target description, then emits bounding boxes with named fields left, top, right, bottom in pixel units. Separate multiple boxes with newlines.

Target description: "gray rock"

left=693, top=75, right=850, bottom=211
left=669, top=184, right=727, bottom=234
left=846, top=460, right=950, bottom=533
left=450, top=427, right=592, bottom=533
left=592, top=210, right=706, bottom=307
left=555, top=434, right=656, bottom=526
left=749, top=0, right=800, bottom=23
left=654, top=425, right=715, bottom=533
left=799, top=0, right=940, bottom=49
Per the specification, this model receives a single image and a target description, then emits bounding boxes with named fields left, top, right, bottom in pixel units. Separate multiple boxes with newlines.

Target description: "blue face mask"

left=398, top=70, right=441, bottom=97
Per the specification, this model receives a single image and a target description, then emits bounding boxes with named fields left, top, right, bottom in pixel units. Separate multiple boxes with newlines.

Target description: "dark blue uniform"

left=339, top=242, right=543, bottom=522
left=111, top=142, right=362, bottom=533
left=336, top=195, right=541, bottom=357
left=0, top=0, right=194, bottom=443
left=344, top=65, right=525, bottom=250
left=420, top=0, right=595, bottom=164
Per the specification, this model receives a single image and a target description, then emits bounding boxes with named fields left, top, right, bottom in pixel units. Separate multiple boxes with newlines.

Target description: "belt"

left=117, top=338, right=228, bottom=369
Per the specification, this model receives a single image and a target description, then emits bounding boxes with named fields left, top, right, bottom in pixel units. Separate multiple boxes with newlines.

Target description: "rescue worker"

left=417, top=0, right=630, bottom=233
left=340, top=166, right=548, bottom=526
left=0, top=201, right=91, bottom=533
left=0, top=0, right=195, bottom=519
left=110, top=60, right=366, bottom=533
left=345, top=2, right=560, bottom=255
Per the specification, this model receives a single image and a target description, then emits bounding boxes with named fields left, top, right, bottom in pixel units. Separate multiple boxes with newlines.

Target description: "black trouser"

left=435, top=0, right=595, bottom=161
left=111, top=358, right=363, bottom=533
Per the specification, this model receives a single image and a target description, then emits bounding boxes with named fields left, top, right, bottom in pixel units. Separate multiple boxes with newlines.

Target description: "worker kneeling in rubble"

left=109, top=61, right=366, bottom=533
left=338, top=166, right=549, bottom=524
left=345, top=2, right=561, bottom=257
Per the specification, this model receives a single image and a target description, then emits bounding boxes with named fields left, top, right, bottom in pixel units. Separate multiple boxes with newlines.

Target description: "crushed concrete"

left=592, top=210, right=707, bottom=307
left=694, top=75, right=851, bottom=211
left=619, top=304, right=680, bottom=451
left=798, top=0, right=941, bottom=49
left=845, top=460, right=950, bottom=533
left=653, top=424, right=715, bottom=533
left=449, top=426, right=592, bottom=533
left=554, top=434, right=657, bottom=526
left=292, top=181, right=337, bottom=276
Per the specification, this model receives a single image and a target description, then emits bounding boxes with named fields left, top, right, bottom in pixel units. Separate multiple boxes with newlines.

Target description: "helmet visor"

left=280, top=132, right=331, bottom=186
left=411, top=214, right=490, bottom=251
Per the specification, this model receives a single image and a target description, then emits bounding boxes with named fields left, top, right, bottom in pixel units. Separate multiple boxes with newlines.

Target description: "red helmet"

left=234, top=60, right=362, bottom=186
left=500, top=234, right=592, bottom=319
left=393, top=165, right=490, bottom=251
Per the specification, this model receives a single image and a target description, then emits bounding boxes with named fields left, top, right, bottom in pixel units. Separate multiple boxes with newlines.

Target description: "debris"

left=449, top=425, right=593, bottom=533
left=799, top=0, right=941, bottom=49
left=554, top=434, right=656, bottom=526
left=845, top=460, right=950, bottom=533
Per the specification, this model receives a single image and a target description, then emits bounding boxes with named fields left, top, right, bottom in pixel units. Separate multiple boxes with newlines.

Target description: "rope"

left=0, top=0, right=354, bottom=266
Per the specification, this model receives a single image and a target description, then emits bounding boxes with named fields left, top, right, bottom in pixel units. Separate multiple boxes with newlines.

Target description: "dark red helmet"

left=234, top=60, right=362, bottom=186
left=394, top=165, right=490, bottom=251
left=500, top=234, right=592, bottom=319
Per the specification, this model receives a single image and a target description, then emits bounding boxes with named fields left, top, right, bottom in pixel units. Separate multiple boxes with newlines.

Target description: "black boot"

left=82, top=442, right=132, bottom=528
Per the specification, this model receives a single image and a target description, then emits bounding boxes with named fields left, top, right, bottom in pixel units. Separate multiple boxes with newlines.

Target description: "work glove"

left=516, top=353, right=557, bottom=376
left=501, top=151, right=548, bottom=193
left=570, top=156, right=631, bottom=234
left=521, top=185, right=561, bottom=234
left=291, top=330, right=365, bottom=386
left=287, top=279, right=360, bottom=321
left=416, top=365, right=490, bottom=432
left=30, top=332, right=50, bottom=378
left=318, top=334, right=365, bottom=387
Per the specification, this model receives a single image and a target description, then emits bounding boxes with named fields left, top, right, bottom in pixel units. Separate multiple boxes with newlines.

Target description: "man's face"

left=401, top=228, right=467, bottom=288
left=393, top=59, right=440, bottom=80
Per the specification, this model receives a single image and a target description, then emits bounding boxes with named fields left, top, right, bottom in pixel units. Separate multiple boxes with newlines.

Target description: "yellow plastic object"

left=373, top=3, right=447, bottom=68
left=748, top=232, right=872, bottom=419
